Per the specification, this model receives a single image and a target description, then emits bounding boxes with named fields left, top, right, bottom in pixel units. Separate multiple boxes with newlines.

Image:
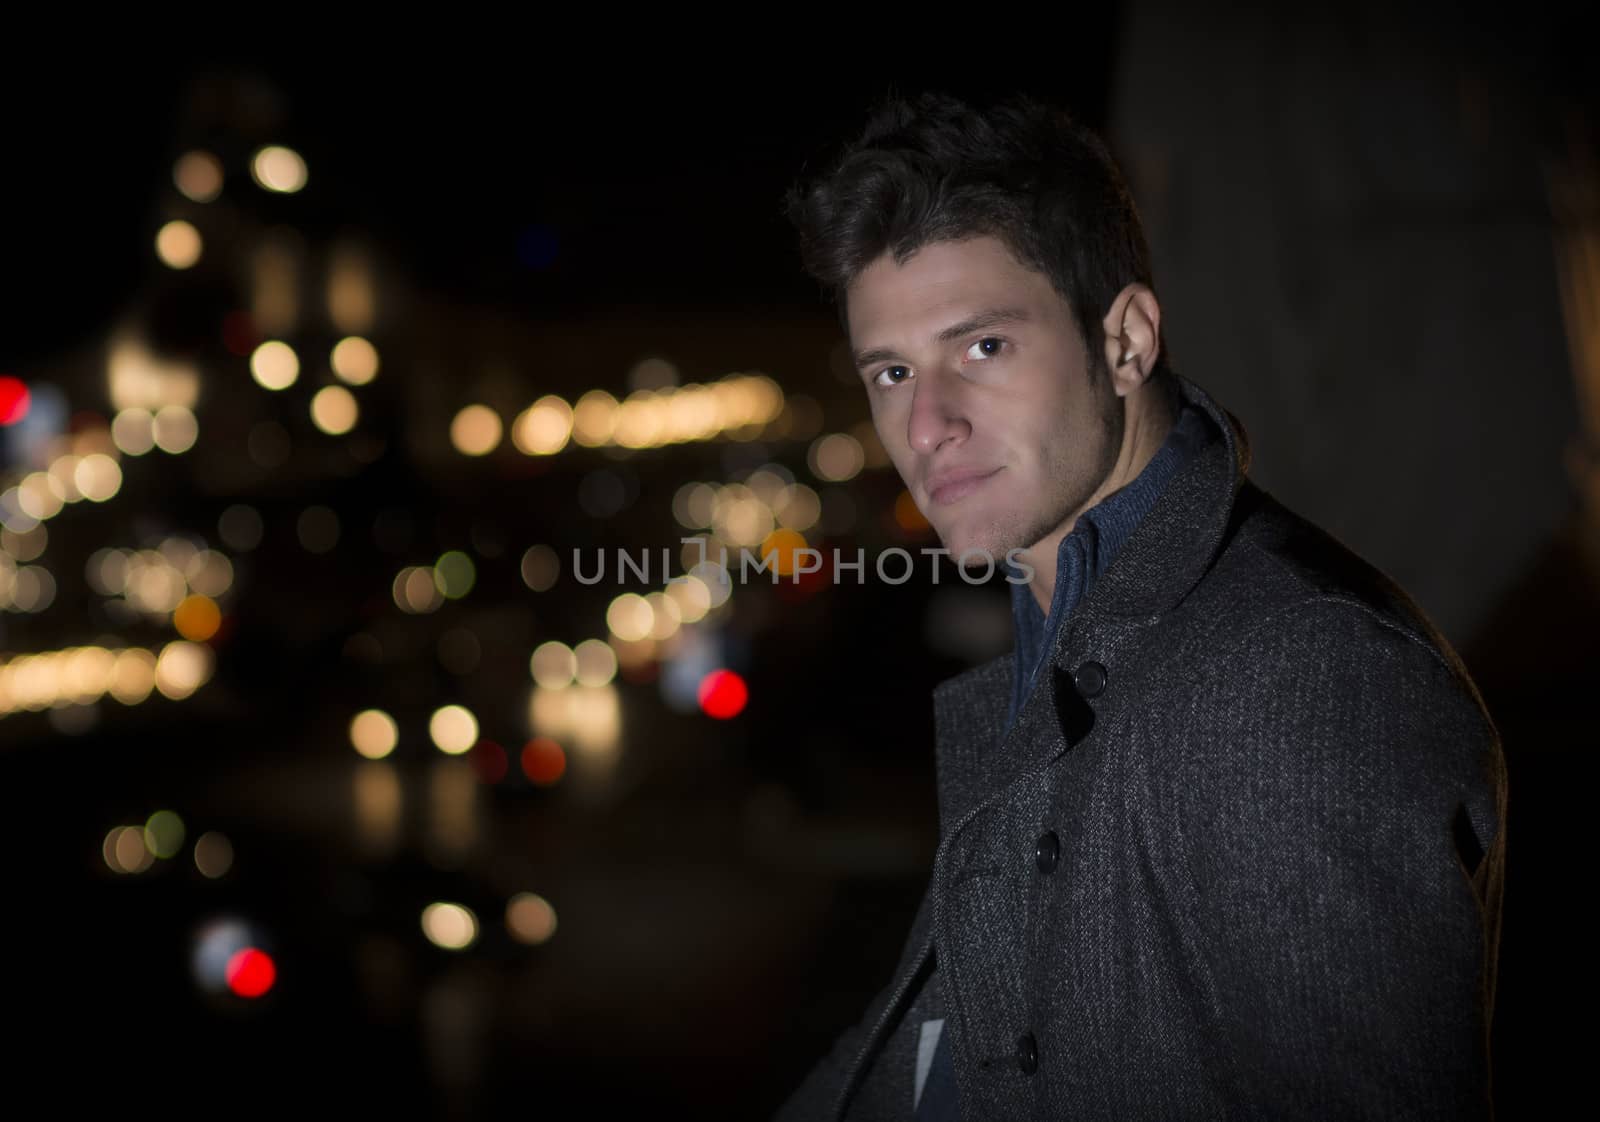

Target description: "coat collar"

left=931, top=373, right=1252, bottom=825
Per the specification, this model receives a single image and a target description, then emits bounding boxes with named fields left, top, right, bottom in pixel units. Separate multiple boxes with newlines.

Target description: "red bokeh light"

left=225, top=947, right=276, bottom=998
left=521, top=737, right=566, bottom=786
left=697, top=670, right=748, bottom=720
left=0, top=377, right=30, bottom=426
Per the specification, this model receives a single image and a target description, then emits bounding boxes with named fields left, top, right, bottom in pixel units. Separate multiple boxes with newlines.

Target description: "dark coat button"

left=1073, top=661, right=1107, bottom=698
left=1015, top=1031, right=1038, bottom=1075
left=1035, top=831, right=1060, bottom=874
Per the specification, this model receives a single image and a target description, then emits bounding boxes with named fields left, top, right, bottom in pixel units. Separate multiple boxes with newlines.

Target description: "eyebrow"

left=852, top=307, right=1031, bottom=370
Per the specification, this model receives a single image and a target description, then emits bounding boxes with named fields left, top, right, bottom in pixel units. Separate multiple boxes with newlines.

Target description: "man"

left=774, top=92, right=1507, bottom=1121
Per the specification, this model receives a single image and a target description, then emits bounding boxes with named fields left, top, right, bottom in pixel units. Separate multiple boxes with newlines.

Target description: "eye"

left=966, top=337, right=1005, bottom=361
left=873, top=365, right=912, bottom=388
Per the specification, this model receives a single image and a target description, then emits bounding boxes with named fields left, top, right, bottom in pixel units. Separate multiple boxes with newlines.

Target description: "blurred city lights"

left=108, top=649, right=157, bottom=705
left=673, top=482, right=716, bottom=529
left=450, top=405, right=502, bottom=456
left=433, top=551, right=476, bottom=599
left=105, top=825, right=154, bottom=874
left=506, top=892, right=558, bottom=944
left=250, top=341, right=300, bottom=391
left=152, top=405, right=198, bottom=454
left=186, top=550, right=234, bottom=597
left=573, top=638, right=617, bottom=687
left=530, top=641, right=577, bottom=689
left=698, top=669, right=748, bottom=719
left=154, top=640, right=214, bottom=701
left=0, top=377, right=29, bottom=426
left=111, top=408, right=156, bottom=455
left=511, top=396, right=574, bottom=455
left=350, top=709, right=399, bottom=759
left=155, top=220, right=202, bottom=269
left=421, top=902, right=478, bottom=951
left=194, top=831, right=234, bottom=879
left=311, top=386, right=359, bottom=435
left=519, top=544, right=559, bottom=591
left=520, top=737, right=566, bottom=785
left=527, top=683, right=621, bottom=757
left=107, top=336, right=199, bottom=412
left=429, top=705, right=478, bottom=755
left=73, top=453, right=123, bottom=501
left=143, top=810, right=186, bottom=859
left=571, top=389, right=618, bottom=447
left=251, top=145, right=308, bottom=193
left=353, top=762, right=402, bottom=858
left=172, top=594, right=221, bottom=641
left=394, top=566, right=443, bottom=614
left=644, top=590, right=681, bottom=640
left=226, top=948, right=277, bottom=998
left=760, top=528, right=809, bottom=576
left=664, top=574, right=712, bottom=623
left=173, top=150, right=224, bottom=202
left=605, top=593, right=652, bottom=642
left=327, top=246, right=376, bottom=334
left=330, top=336, right=380, bottom=385
left=2, top=525, right=46, bottom=562
left=776, top=483, right=822, bottom=531
left=809, top=432, right=866, bottom=482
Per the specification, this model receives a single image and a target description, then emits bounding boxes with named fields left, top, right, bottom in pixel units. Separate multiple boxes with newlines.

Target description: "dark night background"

left=3, top=13, right=1595, bottom=1119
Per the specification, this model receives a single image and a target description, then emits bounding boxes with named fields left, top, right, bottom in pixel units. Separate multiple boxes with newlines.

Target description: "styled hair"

left=784, top=91, right=1173, bottom=386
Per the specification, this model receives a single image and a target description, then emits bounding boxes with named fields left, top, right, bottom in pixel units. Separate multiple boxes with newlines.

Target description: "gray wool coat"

left=776, top=373, right=1508, bottom=1121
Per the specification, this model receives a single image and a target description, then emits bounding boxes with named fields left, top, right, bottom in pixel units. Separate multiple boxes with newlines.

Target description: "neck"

left=1022, top=387, right=1175, bottom=615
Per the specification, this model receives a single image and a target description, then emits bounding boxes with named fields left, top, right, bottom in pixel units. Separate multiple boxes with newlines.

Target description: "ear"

left=1100, top=283, right=1162, bottom=396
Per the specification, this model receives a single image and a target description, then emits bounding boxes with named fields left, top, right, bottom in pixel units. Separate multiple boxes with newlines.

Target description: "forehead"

left=844, top=236, right=1065, bottom=343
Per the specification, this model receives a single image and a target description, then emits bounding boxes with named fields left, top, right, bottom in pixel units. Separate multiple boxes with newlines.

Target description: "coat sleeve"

left=1176, top=596, right=1506, bottom=1120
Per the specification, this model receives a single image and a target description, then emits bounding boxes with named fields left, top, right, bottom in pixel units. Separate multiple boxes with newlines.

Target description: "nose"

left=906, top=369, right=969, bottom=455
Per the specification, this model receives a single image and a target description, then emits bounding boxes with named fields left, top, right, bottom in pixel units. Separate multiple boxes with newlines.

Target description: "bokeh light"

left=154, top=641, right=213, bottom=700
left=421, top=902, right=478, bottom=951
left=330, top=337, right=379, bottom=385
left=74, top=453, right=123, bottom=501
left=529, top=641, right=577, bottom=689
left=520, top=737, right=566, bottom=786
left=511, top=396, right=574, bottom=455
left=194, top=831, right=234, bottom=879
left=155, top=220, right=203, bottom=269
left=251, top=145, right=307, bottom=193
left=428, top=705, right=478, bottom=755
left=311, top=386, right=359, bottom=435
left=506, top=892, right=559, bottom=944
left=250, top=341, right=300, bottom=391
left=809, top=432, right=865, bottom=482
left=153, top=405, right=198, bottom=454
left=350, top=709, right=399, bottom=759
left=698, top=669, right=748, bottom=719
left=605, top=593, right=652, bottom=642
left=0, top=378, right=29, bottom=426
left=112, top=408, right=156, bottom=455
left=173, top=594, right=222, bottom=641
left=433, top=551, right=475, bottom=599
left=226, top=947, right=276, bottom=997
left=573, top=639, right=618, bottom=687
left=173, top=151, right=224, bottom=202
left=520, top=544, right=559, bottom=591
left=144, top=810, right=186, bottom=859
left=450, top=405, right=502, bottom=456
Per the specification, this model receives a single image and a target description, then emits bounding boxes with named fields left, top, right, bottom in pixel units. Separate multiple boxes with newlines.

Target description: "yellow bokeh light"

left=450, top=405, right=502, bottom=456
left=112, top=409, right=156, bottom=456
left=777, top=483, right=822, bottom=531
left=506, top=893, right=558, bottom=945
left=605, top=593, right=653, bottom=643
left=111, top=826, right=154, bottom=874
left=672, top=482, right=716, bottom=529
left=154, top=641, right=213, bottom=700
left=511, top=396, right=573, bottom=455
left=350, top=709, right=399, bottom=760
left=665, top=575, right=711, bottom=623
left=17, top=473, right=63, bottom=521
left=421, top=902, right=478, bottom=951
left=571, top=390, right=618, bottom=447
left=520, top=544, right=559, bottom=592
left=173, top=594, right=222, bottom=642
left=155, top=220, right=202, bottom=269
left=48, top=455, right=83, bottom=503
left=109, top=649, right=156, bottom=705
left=250, top=341, right=300, bottom=391
left=529, top=641, right=577, bottom=689
left=311, top=386, right=359, bottom=435
left=644, top=591, right=681, bottom=641
left=809, top=432, right=866, bottom=482
left=153, top=405, right=198, bottom=454
left=194, top=831, right=234, bottom=878
left=330, top=336, right=379, bottom=385
left=143, top=810, right=186, bottom=859
left=573, top=638, right=617, bottom=687
left=761, top=528, right=810, bottom=576
left=251, top=145, right=308, bottom=193
left=613, top=391, right=663, bottom=449
left=428, top=705, right=478, bottom=755
left=174, top=151, right=224, bottom=203
left=394, top=566, right=443, bottom=614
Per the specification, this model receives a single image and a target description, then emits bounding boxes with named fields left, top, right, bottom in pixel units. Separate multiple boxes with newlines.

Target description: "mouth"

left=926, top=467, right=1002, bottom=506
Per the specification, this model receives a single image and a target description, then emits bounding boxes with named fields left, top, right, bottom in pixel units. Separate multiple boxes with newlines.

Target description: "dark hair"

left=785, top=91, right=1173, bottom=386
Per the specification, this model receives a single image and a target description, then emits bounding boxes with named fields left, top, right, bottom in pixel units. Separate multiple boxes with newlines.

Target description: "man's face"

left=845, top=235, right=1122, bottom=566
